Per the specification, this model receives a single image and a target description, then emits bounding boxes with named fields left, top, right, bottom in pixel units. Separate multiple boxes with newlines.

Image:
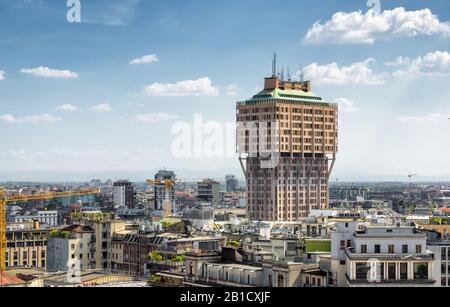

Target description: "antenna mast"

left=299, top=64, right=304, bottom=83
left=272, top=53, right=277, bottom=77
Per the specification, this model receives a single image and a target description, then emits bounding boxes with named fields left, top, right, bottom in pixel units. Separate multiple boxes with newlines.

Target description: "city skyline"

left=1, top=0, right=450, bottom=182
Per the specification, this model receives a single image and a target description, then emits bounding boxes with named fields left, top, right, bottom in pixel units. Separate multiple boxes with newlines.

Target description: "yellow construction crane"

left=146, top=180, right=176, bottom=190
left=0, top=187, right=100, bottom=273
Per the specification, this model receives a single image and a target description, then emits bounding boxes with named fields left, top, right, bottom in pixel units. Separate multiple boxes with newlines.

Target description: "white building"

left=345, top=226, right=436, bottom=287
left=330, top=221, right=359, bottom=287
left=427, top=239, right=450, bottom=287
left=14, top=211, right=58, bottom=227
left=47, top=225, right=96, bottom=272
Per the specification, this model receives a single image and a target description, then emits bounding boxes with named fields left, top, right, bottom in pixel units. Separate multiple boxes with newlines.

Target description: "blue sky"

left=1, top=0, right=450, bottom=181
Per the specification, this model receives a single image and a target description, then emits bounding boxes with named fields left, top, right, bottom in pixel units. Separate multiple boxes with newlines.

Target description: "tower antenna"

left=299, top=64, right=304, bottom=83
left=272, top=53, right=277, bottom=77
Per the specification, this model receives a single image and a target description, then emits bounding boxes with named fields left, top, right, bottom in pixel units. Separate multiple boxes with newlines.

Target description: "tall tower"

left=236, top=62, right=338, bottom=222
left=154, top=170, right=176, bottom=211
left=112, top=180, right=135, bottom=208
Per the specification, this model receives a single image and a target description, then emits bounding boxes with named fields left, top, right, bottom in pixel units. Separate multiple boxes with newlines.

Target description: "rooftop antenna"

left=272, top=53, right=277, bottom=77
left=281, top=66, right=284, bottom=81
left=287, top=67, right=292, bottom=82
left=299, top=64, right=305, bottom=83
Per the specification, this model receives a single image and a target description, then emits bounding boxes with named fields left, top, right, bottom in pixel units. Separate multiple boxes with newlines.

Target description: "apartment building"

left=47, top=225, right=95, bottom=272
left=197, top=179, right=220, bottom=205
left=226, top=175, right=239, bottom=192
left=73, top=212, right=127, bottom=270
left=345, top=226, right=436, bottom=287
left=154, top=170, right=176, bottom=211
left=5, top=224, right=49, bottom=270
left=427, top=238, right=450, bottom=287
left=14, top=210, right=58, bottom=228
left=237, top=68, right=338, bottom=222
left=113, top=180, right=135, bottom=208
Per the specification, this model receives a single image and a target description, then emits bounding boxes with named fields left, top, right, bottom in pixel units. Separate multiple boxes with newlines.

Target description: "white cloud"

left=133, top=112, right=179, bottom=123
left=90, top=103, right=112, bottom=112
left=302, top=58, right=385, bottom=85
left=224, top=84, right=240, bottom=96
left=129, top=54, right=160, bottom=65
left=335, top=98, right=359, bottom=113
left=304, top=7, right=450, bottom=44
left=0, top=71, right=5, bottom=80
left=390, top=51, right=450, bottom=79
left=396, top=113, right=449, bottom=123
left=142, top=77, right=219, bottom=97
left=0, top=114, right=61, bottom=124
left=20, top=66, right=79, bottom=79
left=56, top=104, right=78, bottom=111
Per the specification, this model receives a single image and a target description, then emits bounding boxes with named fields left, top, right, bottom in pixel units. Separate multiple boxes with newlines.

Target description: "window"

left=378, top=263, right=385, bottom=281
left=400, top=263, right=408, bottom=280
left=413, top=263, right=428, bottom=280
left=402, top=245, right=408, bottom=254
left=388, top=263, right=396, bottom=280
left=356, top=263, right=370, bottom=280
left=374, top=245, right=381, bottom=254
left=360, top=245, right=367, bottom=254
left=388, top=245, right=395, bottom=254
left=416, top=245, right=422, bottom=254
left=340, top=240, right=346, bottom=250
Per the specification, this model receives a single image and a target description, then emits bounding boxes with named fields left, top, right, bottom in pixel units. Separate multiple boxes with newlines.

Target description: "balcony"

left=345, top=247, right=434, bottom=261
left=346, top=274, right=436, bottom=287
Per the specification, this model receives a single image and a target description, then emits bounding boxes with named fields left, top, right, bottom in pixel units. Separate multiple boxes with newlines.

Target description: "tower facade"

left=154, top=170, right=176, bottom=210
left=236, top=73, right=338, bottom=222
left=113, top=180, right=135, bottom=208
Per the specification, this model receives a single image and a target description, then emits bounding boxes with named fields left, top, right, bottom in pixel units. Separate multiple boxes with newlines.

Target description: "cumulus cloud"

left=56, top=104, right=78, bottom=111
left=20, top=66, right=79, bottom=79
left=0, top=71, right=5, bottom=80
left=396, top=113, right=449, bottom=123
left=304, top=7, right=450, bottom=44
left=129, top=54, right=160, bottom=65
left=389, top=51, right=450, bottom=79
left=0, top=114, right=62, bottom=124
left=142, top=77, right=219, bottom=97
left=133, top=112, right=179, bottom=123
left=335, top=98, right=359, bottom=113
left=302, top=58, right=385, bottom=85
left=90, top=103, right=112, bottom=112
